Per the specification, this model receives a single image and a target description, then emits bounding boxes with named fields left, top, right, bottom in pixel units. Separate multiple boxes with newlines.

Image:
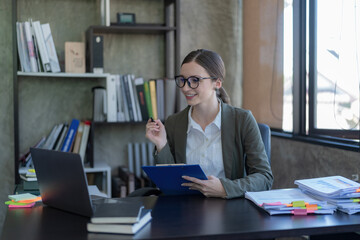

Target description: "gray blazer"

left=155, top=101, right=274, bottom=199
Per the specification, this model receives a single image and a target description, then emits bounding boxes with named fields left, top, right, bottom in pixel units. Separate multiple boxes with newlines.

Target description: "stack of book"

left=87, top=199, right=152, bottom=235
left=245, top=188, right=336, bottom=215
left=16, top=19, right=60, bottom=73
left=100, top=74, right=176, bottom=123
left=295, top=176, right=360, bottom=214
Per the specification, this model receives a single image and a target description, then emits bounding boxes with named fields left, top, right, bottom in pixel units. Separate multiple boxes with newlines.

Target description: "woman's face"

left=180, top=61, right=221, bottom=107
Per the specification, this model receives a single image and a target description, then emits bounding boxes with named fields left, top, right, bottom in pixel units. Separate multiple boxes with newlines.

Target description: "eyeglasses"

left=174, top=76, right=218, bottom=89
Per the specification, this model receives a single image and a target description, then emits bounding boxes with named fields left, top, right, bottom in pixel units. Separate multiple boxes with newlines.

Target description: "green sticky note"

left=292, top=201, right=306, bottom=207
left=4, top=201, right=29, bottom=206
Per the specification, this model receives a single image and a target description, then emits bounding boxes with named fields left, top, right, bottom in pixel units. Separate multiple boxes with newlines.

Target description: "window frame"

left=274, top=0, right=360, bottom=152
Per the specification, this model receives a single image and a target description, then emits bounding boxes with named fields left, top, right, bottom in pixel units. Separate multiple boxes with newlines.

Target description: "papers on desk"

left=246, top=176, right=360, bottom=216
left=295, top=176, right=360, bottom=215
left=245, top=188, right=336, bottom=215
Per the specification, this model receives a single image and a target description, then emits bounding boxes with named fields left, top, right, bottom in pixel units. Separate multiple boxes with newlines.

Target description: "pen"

left=150, top=117, right=155, bottom=122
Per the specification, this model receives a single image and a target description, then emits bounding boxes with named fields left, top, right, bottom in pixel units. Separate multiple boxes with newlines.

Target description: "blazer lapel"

left=173, top=106, right=189, bottom=164
left=221, top=102, right=236, bottom=178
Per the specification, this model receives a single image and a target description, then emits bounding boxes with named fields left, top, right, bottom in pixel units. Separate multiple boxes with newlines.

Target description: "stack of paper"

left=5, top=193, right=41, bottom=208
left=295, top=176, right=360, bottom=214
left=245, top=188, right=336, bottom=215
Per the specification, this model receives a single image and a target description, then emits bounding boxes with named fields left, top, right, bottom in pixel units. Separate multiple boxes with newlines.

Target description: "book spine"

left=33, top=21, right=51, bottom=72
left=61, top=119, right=80, bottom=152
left=23, top=21, right=38, bottom=72
left=127, top=74, right=139, bottom=121
left=122, top=75, right=134, bottom=121
left=79, top=121, right=91, bottom=163
left=143, top=81, right=153, bottom=119
left=41, top=23, right=60, bottom=73
left=72, top=122, right=84, bottom=153
left=134, top=78, right=149, bottom=121
left=106, top=75, right=117, bottom=122
left=149, top=79, right=158, bottom=120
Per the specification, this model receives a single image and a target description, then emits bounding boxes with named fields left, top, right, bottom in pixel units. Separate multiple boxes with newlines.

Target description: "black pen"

left=150, top=117, right=155, bottom=122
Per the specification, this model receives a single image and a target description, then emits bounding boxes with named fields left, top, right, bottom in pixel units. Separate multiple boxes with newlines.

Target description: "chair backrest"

left=257, top=123, right=271, bottom=165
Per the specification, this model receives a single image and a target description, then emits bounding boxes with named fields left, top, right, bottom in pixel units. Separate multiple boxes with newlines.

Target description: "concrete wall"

left=0, top=0, right=15, bottom=236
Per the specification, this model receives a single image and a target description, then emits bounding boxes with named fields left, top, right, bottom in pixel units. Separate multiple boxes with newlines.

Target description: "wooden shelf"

left=89, top=24, right=176, bottom=34
left=17, top=72, right=110, bottom=78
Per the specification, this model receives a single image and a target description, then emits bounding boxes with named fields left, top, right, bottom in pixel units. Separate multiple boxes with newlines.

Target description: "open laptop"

left=30, top=147, right=105, bottom=217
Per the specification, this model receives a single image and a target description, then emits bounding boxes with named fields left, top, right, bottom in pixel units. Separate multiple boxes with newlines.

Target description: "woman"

left=145, top=49, right=273, bottom=199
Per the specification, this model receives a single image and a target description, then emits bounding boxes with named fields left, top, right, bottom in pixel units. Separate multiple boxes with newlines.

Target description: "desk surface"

left=2, top=195, right=360, bottom=240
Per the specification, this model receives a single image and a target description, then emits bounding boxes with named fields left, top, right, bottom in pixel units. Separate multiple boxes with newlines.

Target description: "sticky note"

left=292, top=209, right=307, bottom=215
left=8, top=193, right=38, bottom=202
left=292, top=201, right=306, bottom=207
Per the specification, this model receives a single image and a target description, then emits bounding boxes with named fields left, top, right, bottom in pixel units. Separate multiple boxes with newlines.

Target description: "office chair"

left=127, top=123, right=271, bottom=197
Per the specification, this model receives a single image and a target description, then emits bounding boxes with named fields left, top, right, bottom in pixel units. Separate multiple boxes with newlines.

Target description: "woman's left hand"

left=181, top=175, right=227, bottom=198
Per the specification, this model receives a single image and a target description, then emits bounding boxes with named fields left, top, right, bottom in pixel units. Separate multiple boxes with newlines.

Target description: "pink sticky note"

left=292, top=209, right=307, bottom=215
left=262, top=202, right=283, bottom=206
left=8, top=202, right=35, bottom=208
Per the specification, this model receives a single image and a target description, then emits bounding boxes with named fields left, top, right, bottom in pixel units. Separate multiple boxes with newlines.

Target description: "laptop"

left=30, top=147, right=105, bottom=217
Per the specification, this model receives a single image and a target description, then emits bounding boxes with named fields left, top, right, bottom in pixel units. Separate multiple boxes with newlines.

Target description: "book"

left=87, top=207, right=152, bottom=234
left=23, top=21, right=38, bottom=72
left=122, top=75, right=135, bottom=121
left=79, top=121, right=91, bottom=163
left=61, top=119, right=80, bottom=152
left=91, top=199, right=145, bottom=224
left=156, top=78, right=164, bottom=120
left=134, top=77, right=149, bottom=121
left=119, top=75, right=130, bottom=122
left=41, top=23, right=60, bottom=73
left=54, top=125, right=68, bottom=151
left=106, top=75, right=117, bottom=122
left=131, top=76, right=142, bottom=122
left=127, top=142, right=134, bottom=173
left=149, top=79, right=158, bottom=120
left=92, top=87, right=107, bottom=122
left=16, top=22, right=31, bottom=72
left=32, top=21, right=51, bottom=72
left=65, top=42, right=85, bottom=73
left=115, top=75, right=125, bottom=122
left=42, top=125, right=58, bottom=149
left=72, top=122, right=84, bottom=154
left=140, top=142, right=148, bottom=177
left=133, top=142, right=141, bottom=178
left=143, top=81, right=153, bottom=119
left=142, top=164, right=208, bottom=195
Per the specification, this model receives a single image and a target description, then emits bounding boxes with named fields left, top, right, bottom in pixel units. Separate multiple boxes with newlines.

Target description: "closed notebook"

left=91, top=199, right=144, bottom=224
left=87, top=207, right=152, bottom=235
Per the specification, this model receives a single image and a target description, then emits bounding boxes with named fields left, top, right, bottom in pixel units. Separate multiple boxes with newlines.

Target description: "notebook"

left=30, top=148, right=107, bottom=217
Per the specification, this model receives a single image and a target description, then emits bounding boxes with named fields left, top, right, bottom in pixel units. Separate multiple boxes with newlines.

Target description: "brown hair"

left=181, top=49, right=231, bottom=104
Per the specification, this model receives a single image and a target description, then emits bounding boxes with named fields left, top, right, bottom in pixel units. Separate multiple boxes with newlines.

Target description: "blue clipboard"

left=142, top=164, right=208, bottom=195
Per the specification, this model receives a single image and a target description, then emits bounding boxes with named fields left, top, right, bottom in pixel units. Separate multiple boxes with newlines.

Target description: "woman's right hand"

left=145, top=119, right=167, bottom=152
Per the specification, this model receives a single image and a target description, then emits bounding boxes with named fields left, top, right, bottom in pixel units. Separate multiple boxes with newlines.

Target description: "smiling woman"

left=145, top=49, right=273, bottom=199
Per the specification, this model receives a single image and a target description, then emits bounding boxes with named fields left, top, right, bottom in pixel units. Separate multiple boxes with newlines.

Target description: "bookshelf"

left=13, top=0, right=180, bottom=198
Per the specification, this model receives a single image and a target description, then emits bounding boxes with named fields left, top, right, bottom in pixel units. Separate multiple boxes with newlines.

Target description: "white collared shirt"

left=186, top=103, right=225, bottom=178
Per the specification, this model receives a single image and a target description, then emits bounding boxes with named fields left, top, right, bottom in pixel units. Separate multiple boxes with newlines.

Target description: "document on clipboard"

left=142, top=164, right=208, bottom=195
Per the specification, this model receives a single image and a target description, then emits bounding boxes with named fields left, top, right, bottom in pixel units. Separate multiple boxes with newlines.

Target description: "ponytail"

left=217, top=87, right=231, bottom=105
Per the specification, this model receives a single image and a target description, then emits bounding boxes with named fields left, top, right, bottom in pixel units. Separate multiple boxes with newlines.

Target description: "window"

left=282, top=0, right=360, bottom=150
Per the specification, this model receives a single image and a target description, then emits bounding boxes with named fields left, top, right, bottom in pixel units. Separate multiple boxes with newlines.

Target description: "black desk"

left=2, top=195, right=360, bottom=240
